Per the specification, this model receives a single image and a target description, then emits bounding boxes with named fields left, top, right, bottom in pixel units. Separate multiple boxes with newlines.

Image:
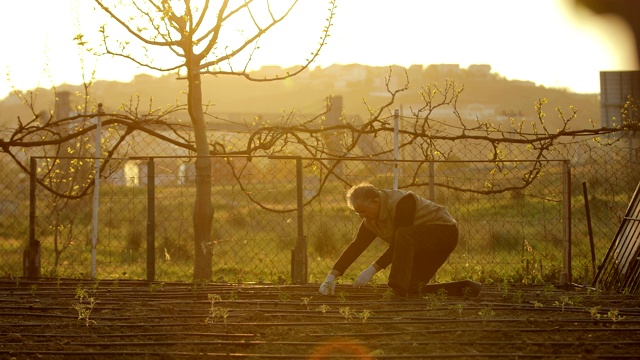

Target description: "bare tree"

left=86, top=0, right=336, bottom=279
left=225, top=72, right=640, bottom=210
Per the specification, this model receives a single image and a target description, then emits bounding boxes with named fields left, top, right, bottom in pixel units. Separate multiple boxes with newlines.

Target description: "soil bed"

left=1, top=279, right=639, bottom=359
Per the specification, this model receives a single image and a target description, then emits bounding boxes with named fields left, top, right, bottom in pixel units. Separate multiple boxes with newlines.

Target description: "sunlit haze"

left=1, top=0, right=637, bottom=99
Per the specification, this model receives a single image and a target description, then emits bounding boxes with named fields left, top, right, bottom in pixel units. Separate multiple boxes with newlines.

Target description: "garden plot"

left=1, top=279, right=640, bottom=359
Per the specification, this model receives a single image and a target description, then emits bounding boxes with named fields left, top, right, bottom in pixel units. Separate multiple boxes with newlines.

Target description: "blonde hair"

left=346, top=182, right=379, bottom=209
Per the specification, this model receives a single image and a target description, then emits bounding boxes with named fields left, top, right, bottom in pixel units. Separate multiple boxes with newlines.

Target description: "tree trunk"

left=187, top=68, right=214, bottom=281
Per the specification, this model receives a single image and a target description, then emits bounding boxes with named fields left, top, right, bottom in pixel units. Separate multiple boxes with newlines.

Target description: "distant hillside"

left=0, top=64, right=601, bottom=131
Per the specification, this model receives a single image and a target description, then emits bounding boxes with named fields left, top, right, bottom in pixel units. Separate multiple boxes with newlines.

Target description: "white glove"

left=319, top=274, right=336, bottom=295
left=354, top=265, right=378, bottom=288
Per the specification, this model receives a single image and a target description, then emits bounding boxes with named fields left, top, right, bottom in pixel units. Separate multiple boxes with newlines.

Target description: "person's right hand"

left=319, top=274, right=336, bottom=295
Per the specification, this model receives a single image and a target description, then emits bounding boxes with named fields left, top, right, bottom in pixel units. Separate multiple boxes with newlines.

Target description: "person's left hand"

left=354, top=265, right=378, bottom=288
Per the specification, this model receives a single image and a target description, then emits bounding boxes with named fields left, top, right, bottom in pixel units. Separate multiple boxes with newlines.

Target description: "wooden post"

left=560, top=160, right=572, bottom=285
left=291, top=157, right=307, bottom=284
left=147, top=158, right=156, bottom=282
left=24, top=157, right=41, bottom=278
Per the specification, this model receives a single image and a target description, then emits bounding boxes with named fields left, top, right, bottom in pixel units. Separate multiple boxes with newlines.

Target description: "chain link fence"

left=1, top=131, right=639, bottom=285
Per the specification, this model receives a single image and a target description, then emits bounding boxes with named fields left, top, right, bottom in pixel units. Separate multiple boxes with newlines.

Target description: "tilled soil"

left=1, top=279, right=639, bottom=359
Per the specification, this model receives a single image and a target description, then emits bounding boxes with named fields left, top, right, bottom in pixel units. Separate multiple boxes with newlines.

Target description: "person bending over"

left=319, top=182, right=481, bottom=298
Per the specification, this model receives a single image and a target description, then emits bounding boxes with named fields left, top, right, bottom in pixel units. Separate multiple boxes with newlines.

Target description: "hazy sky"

left=1, top=0, right=637, bottom=99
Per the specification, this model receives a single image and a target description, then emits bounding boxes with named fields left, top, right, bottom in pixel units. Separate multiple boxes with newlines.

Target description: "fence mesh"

left=1, top=130, right=639, bottom=285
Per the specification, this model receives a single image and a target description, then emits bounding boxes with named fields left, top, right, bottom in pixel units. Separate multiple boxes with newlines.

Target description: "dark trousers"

left=388, top=223, right=458, bottom=295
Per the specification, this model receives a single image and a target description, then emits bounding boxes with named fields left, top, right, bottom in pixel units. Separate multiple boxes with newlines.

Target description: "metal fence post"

left=90, top=104, right=103, bottom=279
left=147, top=158, right=156, bottom=282
left=291, top=157, right=308, bottom=284
left=560, top=160, right=572, bottom=285
left=393, top=109, right=399, bottom=190
left=23, top=157, right=41, bottom=278
left=429, top=161, right=435, bottom=201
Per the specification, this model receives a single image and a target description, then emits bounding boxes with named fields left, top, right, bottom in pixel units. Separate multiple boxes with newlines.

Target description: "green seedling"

left=499, top=280, right=511, bottom=298
left=207, top=294, right=222, bottom=318
left=588, top=306, right=602, bottom=319
left=91, top=280, right=100, bottom=294
left=382, top=289, right=395, bottom=301
left=206, top=294, right=230, bottom=324
left=478, top=307, right=495, bottom=321
left=218, top=307, right=231, bottom=324
left=30, top=285, right=38, bottom=296
left=553, top=296, right=573, bottom=312
left=424, top=289, right=447, bottom=309
left=436, top=288, right=448, bottom=301
left=450, top=303, right=464, bottom=317
left=607, top=309, right=625, bottom=322
left=316, top=304, right=330, bottom=314
left=72, top=297, right=97, bottom=326
left=208, top=294, right=222, bottom=303
left=191, top=280, right=208, bottom=292
left=512, top=290, right=524, bottom=304
left=301, top=297, right=313, bottom=310
left=530, top=301, right=544, bottom=308
left=227, top=291, right=238, bottom=301
left=424, top=294, right=440, bottom=309
left=148, top=282, right=164, bottom=293
left=571, top=295, right=584, bottom=307
left=357, top=309, right=373, bottom=323
left=76, top=285, right=89, bottom=303
left=111, top=280, right=120, bottom=290
left=339, top=306, right=353, bottom=321
left=336, top=291, right=347, bottom=303
left=278, top=290, right=291, bottom=302
left=206, top=306, right=230, bottom=324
